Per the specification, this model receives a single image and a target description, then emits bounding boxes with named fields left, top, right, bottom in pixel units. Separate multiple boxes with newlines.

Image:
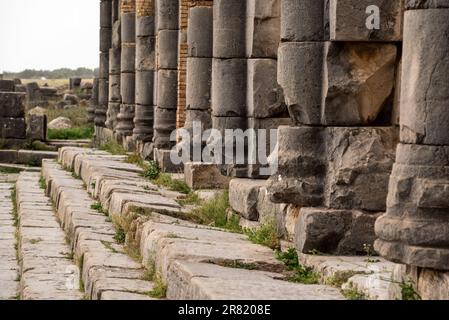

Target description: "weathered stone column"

left=133, top=0, right=156, bottom=148
left=212, top=0, right=247, bottom=177
left=266, top=0, right=402, bottom=255
left=87, top=78, right=98, bottom=123
left=153, top=0, right=179, bottom=171
left=95, top=0, right=112, bottom=128
left=375, top=3, right=449, bottom=271
left=115, top=0, right=136, bottom=141
left=106, top=7, right=122, bottom=131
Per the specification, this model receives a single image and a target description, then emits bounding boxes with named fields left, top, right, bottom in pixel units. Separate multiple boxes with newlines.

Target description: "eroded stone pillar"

left=95, top=0, right=112, bottom=127
left=267, top=0, right=403, bottom=255
left=133, top=0, right=156, bottom=146
left=106, top=7, right=121, bottom=131
left=116, top=0, right=136, bottom=140
left=375, top=3, right=449, bottom=270
left=153, top=0, right=179, bottom=169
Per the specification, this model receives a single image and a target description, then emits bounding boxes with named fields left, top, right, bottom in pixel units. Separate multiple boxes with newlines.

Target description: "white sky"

left=0, top=0, right=99, bottom=72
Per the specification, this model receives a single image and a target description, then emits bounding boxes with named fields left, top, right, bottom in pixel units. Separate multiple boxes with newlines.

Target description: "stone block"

left=246, top=0, right=280, bottom=58
left=246, top=59, right=286, bottom=118
left=136, top=15, right=155, bottom=37
left=17, top=150, right=58, bottom=166
left=26, top=114, right=47, bottom=141
left=112, top=19, right=121, bottom=48
left=0, top=80, right=15, bottom=92
left=400, top=9, right=449, bottom=145
left=278, top=42, right=323, bottom=125
left=154, top=148, right=183, bottom=173
left=213, top=0, right=246, bottom=58
left=295, top=207, right=381, bottom=255
left=184, top=162, right=230, bottom=190
left=120, top=72, right=135, bottom=105
left=186, top=57, right=212, bottom=111
left=0, top=150, right=18, bottom=163
left=212, top=116, right=247, bottom=133
left=109, top=48, right=121, bottom=74
left=155, top=0, right=179, bottom=31
left=322, top=42, right=397, bottom=126
left=157, top=30, right=178, bottom=69
left=136, top=36, right=156, bottom=71
left=0, top=92, right=26, bottom=117
left=281, top=0, right=326, bottom=41
left=121, top=12, right=136, bottom=43
left=212, top=58, right=247, bottom=117
left=329, top=0, right=404, bottom=41
left=108, top=74, right=121, bottom=102
left=136, top=70, right=154, bottom=106
left=188, top=6, right=213, bottom=58
left=229, top=178, right=267, bottom=221
left=156, top=70, right=177, bottom=109
left=99, top=52, right=110, bottom=79
left=0, top=117, right=26, bottom=139
left=120, top=44, right=135, bottom=73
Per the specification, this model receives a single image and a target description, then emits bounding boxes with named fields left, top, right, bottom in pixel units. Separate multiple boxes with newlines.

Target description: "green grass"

left=90, top=202, right=104, bottom=213
left=0, top=166, right=22, bottom=174
left=188, top=190, right=242, bottom=232
left=46, top=105, right=88, bottom=127
left=113, top=227, right=126, bottom=244
left=401, top=282, right=421, bottom=300
left=275, top=248, right=319, bottom=284
left=100, top=140, right=127, bottom=155
left=39, top=176, right=47, bottom=190
left=245, top=221, right=280, bottom=250
left=342, top=283, right=367, bottom=300
left=147, top=276, right=167, bottom=299
left=47, top=125, right=94, bottom=140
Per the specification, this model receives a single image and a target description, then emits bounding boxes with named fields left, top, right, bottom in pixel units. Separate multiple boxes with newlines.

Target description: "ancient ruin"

left=1, top=0, right=449, bottom=301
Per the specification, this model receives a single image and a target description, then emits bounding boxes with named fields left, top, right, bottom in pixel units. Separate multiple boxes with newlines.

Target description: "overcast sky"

left=0, top=0, right=99, bottom=72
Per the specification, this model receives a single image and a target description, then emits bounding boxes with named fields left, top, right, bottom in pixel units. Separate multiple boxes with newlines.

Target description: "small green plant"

left=342, top=283, right=367, bottom=300
left=0, top=166, right=22, bottom=174
left=275, top=248, right=319, bottom=285
left=47, top=125, right=94, bottom=140
left=363, top=243, right=381, bottom=263
left=29, top=238, right=43, bottom=244
left=113, top=228, right=126, bottom=244
left=39, top=176, right=47, bottom=190
left=245, top=221, right=280, bottom=250
left=401, top=282, right=421, bottom=300
left=142, top=161, right=161, bottom=180
left=147, top=275, right=167, bottom=299
left=99, top=139, right=126, bottom=155
left=90, top=202, right=104, bottom=213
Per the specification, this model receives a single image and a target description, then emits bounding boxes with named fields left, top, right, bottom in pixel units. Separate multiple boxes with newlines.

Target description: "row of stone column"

left=266, top=0, right=403, bottom=255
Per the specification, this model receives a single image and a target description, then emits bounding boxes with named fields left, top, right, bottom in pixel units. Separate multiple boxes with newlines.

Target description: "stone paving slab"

left=0, top=181, right=19, bottom=300
left=16, top=172, right=83, bottom=300
left=41, top=160, right=155, bottom=300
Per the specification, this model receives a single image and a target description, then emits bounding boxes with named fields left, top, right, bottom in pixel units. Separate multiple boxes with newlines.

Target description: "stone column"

left=133, top=0, right=156, bottom=148
left=375, top=3, right=449, bottom=271
left=212, top=0, right=247, bottom=177
left=95, top=0, right=112, bottom=128
left=87, top=78, right=98, bottom=123
left=153, top=0, right=179, bottom=171
left=266, top=0, right=402, bottom=255
left=106, top=3, right=122, bottom=131
left=115, top=0, right=136, bottom=142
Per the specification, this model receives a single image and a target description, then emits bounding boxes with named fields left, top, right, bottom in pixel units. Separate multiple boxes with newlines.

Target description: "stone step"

left=47, top=140, right=91, bottom=148
left=16, top=172, right=83, bottom=300
left=0, top=180, right=19, bottom=300
left=0, top=150, right=58, bottom=166
left=50, top=147, right=345, bottom=300
left=40, top=161, right=155, bottom=300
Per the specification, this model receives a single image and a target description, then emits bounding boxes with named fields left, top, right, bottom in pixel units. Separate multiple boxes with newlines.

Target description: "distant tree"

left=2, top=67, right=97, bottom=79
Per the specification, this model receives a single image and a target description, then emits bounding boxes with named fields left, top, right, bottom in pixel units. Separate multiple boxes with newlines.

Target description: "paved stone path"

left=16, top=172, right=83, bottom=300
left=0, top=177, right=19, bottom=300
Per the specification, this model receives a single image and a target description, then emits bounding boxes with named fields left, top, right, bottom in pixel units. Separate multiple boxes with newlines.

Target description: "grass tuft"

left=99, top=140, right=126, bottom=155
left=113, top=227, right=126, bottom=244
left=147, top=275, right=167, bottom=299
left=275, top=248, right=319, bottom=284
left=245, top=221, right=280, bottom=250
left=401, top=282, right=421, bottom=300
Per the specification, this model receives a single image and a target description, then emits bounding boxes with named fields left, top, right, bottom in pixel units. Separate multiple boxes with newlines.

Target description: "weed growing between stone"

left=147, top=275, right=167, bottom=299
left=99, top=139, right=127, bottom=155
left=275, top=248, right=319, bottom=285
left=245, top=221, right=280, bottom=250
left=0, top=166, right=22, bottom=174
left=90, top=202, right=104, bottom=214
left=342, top=283, right=367, bottom=300
left=39, top=176, right=47, bottom=190
left=113, top=227, right=126, bottom=244
left=401, top=282, right=421, bottom=300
